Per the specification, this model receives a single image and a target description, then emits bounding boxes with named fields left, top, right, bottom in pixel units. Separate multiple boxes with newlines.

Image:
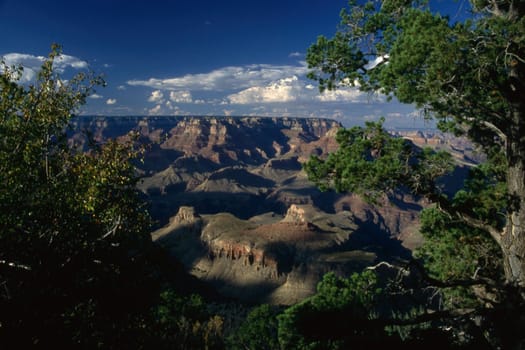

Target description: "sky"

left=0, top=0, right=465, bottom=128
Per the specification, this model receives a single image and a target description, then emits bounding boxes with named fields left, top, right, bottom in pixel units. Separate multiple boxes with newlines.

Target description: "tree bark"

left=502, top=167, right=525, bottom=285
left=501, top=102, right=525, bottom=286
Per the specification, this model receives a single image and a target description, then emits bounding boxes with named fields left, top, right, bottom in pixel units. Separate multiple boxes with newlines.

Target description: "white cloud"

left=147, top=102, right=187, bottom=116
left=2, top=53, right=44, bottom=82
left=316, top=88, right=367, bottom=102
left=289, top=52, right=302, bottom=58
left=89, top=93, right=103, bottom=99
left=126, top=61, right=378, bottom=108
left=228, top=76, right=303, bottom=104
left=54, top=54, right=88, bottom=71
left=148, top=90, right=164, bottom=103
left=117, top=85, right=127, bottom=90
left=127, top=63, right=309, bottom=91
left=148, top=104, right=163, bottom=115
left=386, top=112, right=403, bottom=118
left=364, top=54, right=389, bottom=71
left=1, top=52, right=88, bottom=83
left=126, top=61, right=393, bottom=120
left=169, top=90, right=192, bottom=103
left=329, top=110, right=346, bottom=119
left=106, top=98, right=117, bottom=105
left=226, top=74, right=370, bottom=105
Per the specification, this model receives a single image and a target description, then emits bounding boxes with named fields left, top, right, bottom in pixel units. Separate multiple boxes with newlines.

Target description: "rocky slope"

left=72, top=115, right=340, bottom=165
left=72, top=116, right=439, bottom=303
left=73, top=116, right=343, bottom=223
left=152, top=202, right=417, bottom=304
left=391, top=129, right=483, bottom=165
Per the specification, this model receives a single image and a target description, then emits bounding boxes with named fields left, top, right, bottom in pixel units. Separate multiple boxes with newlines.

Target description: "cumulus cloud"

left=128, top=61, right=386, bottom=114
left=127, top=63, right=308, bottom=91
left=89, top=93, right=104, bottom=99
left=169, top=90, right=192, bottom=103
left=148, top=104, right=163, bottom=115
left=364, top=54, right=389, bottom=71
left=148, top=90, right=164, bottom=103
left=1, top=52, right=88, bottom=82
left=228, top=76, right=303, bottom=104
left=226, top=74, right=369, bottom=105
left=316, top=88, right=367, bottom=103
left=106, top=98, right=117, bottom=105
left=53, top=54, right=88, bottom=71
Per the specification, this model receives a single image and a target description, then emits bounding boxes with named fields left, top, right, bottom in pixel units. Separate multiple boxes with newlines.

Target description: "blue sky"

left=0, top=0, right=462, bottom=128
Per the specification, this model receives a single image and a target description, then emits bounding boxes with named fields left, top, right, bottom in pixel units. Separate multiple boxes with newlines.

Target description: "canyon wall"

left=73, top=116, right=460, bottom=303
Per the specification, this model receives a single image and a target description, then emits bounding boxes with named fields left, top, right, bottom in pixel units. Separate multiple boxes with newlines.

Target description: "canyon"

left=73, top=116, right=475, bottom=303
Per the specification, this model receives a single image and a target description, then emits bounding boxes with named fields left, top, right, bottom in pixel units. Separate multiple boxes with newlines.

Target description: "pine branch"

left=407, top=259, right=499, bottom=290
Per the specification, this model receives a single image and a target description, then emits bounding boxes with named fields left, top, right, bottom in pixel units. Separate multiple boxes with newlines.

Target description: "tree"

left=148, top=290, right=224, bottom=350
left=306, top=0, right=525, bottom=287
left=226, top=304, right=280, bottom=350
left=0, top=45, right=158, bottom=347
left=304, top=2, right=525, bottom=347
left=303, top=117, right=454, bottom=201
left=414, top=150, right=506, bottom=308
left=277, top=271, right=387, bottom=350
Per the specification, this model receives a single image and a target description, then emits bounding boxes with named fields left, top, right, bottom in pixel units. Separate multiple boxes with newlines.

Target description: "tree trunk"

left=501, top=164, right=525, bottom=286
left=501, top=103, right=525, bottom=286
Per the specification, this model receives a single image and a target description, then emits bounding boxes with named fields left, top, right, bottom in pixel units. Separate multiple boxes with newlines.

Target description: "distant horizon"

left=73, top=114, right=439, bottom=131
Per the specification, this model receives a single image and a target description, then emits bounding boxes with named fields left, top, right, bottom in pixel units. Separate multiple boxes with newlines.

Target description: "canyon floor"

left=73, top=115, right=478, bottom=304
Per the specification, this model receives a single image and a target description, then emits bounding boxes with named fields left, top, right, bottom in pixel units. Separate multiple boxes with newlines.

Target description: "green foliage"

left=416, top=207, right=502, bottom=307
left=304, top=118, right=454, bottom=202
left=452, top=148, right=507, bottom=229
left=226, top=304, right=280, bottom=350
left=305, top=1, right=525, bottom=345
left=277, top=271, right=390, bottom=350
left=304, top=118, right=411, bottom=199
left=410, top=147, right=454, bottom=197
left=149, top=290, right=224, bottom=350
left=306, top=32, right=366, bottom=92
left=415, top=152, right=506, bottom=307
left=0, top=46, right=157, bottom=347
left=306, top=1, right=523, bottom=146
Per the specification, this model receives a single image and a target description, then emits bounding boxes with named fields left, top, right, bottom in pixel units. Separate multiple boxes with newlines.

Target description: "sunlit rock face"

left=73, top=116, right=468, bottom=304
left=71, top=115, right=341, bottom=166
left=152, top=199, right=420, bottom=304
left=71, top=116, right=345, bottom=224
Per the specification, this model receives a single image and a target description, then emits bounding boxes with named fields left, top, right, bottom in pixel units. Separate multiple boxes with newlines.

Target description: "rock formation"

left=71, top=116, right=341, bottom=166
left=151, top=200, right=418, bottom=304
left=72, top=115, right=467, bottom=304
